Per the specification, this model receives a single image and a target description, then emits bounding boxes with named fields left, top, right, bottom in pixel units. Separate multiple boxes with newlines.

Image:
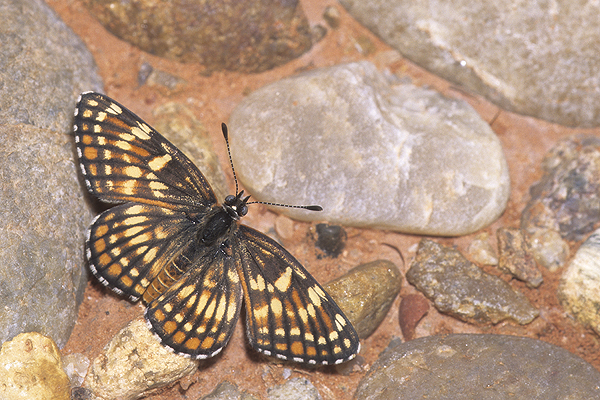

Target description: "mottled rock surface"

left=201, top=381, right=259, bottom=400
left=266, top=378, right=321, bottom=400
left=82, top=0, right=312, bottom=72
left=522, top=136, right=600, bottom=270
left=558, top=228, right=600, bottom=335
left=83, top=317, right=198, bottom=400
left=354, top=334, right=600, bottom=399
left=1, top=0, right=102, bottom=132
left=406, top=240, right=538, bottom=325
left=497, top=227, right=542, bottom=288
left=229, top=61, right=509, bottom=235
left=0, top=0, right=102, bottom=349
left=466, top=232, right=498, bottom=265
left=325, top=260, right=401, bottom=338
left=0, top=332, right=70, bottom=400
left=339, top=0, right=600, bottom=128
left=0, top=124, right=92, bottom=348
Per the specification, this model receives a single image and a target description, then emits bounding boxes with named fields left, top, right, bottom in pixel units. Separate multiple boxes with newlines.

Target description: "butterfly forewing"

left=74, top=92, right=360, bottom=365
left=87, top=202, right=199, bottom=301
left=74, top=92, right=217, bottom=212
left=235, top=225, right=360, bottom=365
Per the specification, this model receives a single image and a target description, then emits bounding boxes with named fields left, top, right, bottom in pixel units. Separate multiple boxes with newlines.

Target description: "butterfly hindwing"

left=145, top=249, right=243, bottom=358
left=74, top=92, right=217, bottom=212
left=234, top=225, right=360, bottom=365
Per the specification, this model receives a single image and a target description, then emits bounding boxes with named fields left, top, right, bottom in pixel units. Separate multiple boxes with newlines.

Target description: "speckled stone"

left=354, top=334, right=600, bottom=399
left=83, top=317, right=198, bottom=400
left=1, top=0, right=102, bottom=132
left=228, top=61, right=509, bottom=236
left=82, top=0, right=312, bottom=73
left=406, top=239, right=538, bottom=325
left=339, top=0, right=600, bottom=128
left=522, top=136, right=600, bottom=270
left=497, top=227, right=543, bottom=288
left=558, top=228, right=600, bottom=336
left=201, top=381, right=259, bottom=400
left=0, top=332, right=70, bottom=400
left=0, top=0, right=101, bottom=349
left=0, top=124, right=92, bottom=348
left=325, top=260, right=401, bottom=338
left=522, top=136, right=600, bottom=241
left=266, top=378, right=320, bottom=400
left=466, top=232, right=498, bottom=265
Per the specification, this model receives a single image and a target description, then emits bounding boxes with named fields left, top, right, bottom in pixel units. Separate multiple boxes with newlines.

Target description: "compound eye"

left=225, top=195, right=235, bottom=204
left=238, top=204, right=248, bottom=216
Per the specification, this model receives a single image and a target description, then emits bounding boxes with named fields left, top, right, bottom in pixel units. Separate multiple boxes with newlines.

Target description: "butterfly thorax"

left=200, top=191, right=249, bottom=244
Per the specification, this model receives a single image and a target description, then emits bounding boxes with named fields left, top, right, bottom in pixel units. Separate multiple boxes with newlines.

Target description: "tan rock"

left=0, top=332, right=70, bottom=400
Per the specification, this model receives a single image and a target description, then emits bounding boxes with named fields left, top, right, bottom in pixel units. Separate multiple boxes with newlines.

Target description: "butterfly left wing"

left=234, top=225, right=360, bottom=365
left=74, top=92, right=217, bottom=212
left=145, top=249, right=243, bottom=359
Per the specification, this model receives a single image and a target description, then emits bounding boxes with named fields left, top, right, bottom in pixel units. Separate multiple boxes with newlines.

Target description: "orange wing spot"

left=120, top=275, right=133, bottom=288
left=306, top=346, right=317, bottom=357
left=172, top=331, right=186, bottom=344
left=94, top=239, right=106, bottom=253
left=153, top=309, right=166, bottom=322
left=107, top=263, right=122, bottom=278
left=82, top=134, right=93, bottom=144
left=201, top=337, right=215, bottom=349
left=163, top=320, right=177, bottom=334
left=82, top=109, right=93, bottom=118
left=88, top=164, right=97, bottom=176
left=185, top=337, right=200, bottom=351
left=276, top=343, right=288, bottom=351
left=98, top=253, right=111, bottom=267
left=83, top=147, right=98, bottom=160
left=291, top=341, right=304, bottom=356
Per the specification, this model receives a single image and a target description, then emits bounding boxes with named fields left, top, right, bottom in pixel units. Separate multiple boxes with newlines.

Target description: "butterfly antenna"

left=221, top=123, right=239, bottom=195
left=221, top=123, right=322, bottom=212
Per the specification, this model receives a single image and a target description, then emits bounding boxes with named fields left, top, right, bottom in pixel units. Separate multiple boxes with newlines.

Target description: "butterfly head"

left=223, top=191, right=251, bottom=221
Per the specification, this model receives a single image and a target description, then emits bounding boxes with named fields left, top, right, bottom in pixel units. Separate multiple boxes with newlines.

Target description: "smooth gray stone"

left=228, top=62, right=509, bottom=236
left=339, top=0, right=600, bottom=128
left=354, top=334, right=600, bottom=399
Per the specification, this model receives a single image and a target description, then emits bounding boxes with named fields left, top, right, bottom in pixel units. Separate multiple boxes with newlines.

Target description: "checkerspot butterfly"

left=73, top=92, right=360, bottom=364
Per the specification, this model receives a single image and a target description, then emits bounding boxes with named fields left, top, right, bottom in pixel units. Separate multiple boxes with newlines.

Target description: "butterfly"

left=73, top=92, right=360, bottom=365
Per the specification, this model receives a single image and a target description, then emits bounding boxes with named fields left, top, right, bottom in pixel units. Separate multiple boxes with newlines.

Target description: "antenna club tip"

left=306, top=205, right=323, bottom=211
left=221, top=123, right=228, bottom=139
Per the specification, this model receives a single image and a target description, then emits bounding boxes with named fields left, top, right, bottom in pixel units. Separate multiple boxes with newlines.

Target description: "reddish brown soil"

left=48, top=0, right=600, bottom=398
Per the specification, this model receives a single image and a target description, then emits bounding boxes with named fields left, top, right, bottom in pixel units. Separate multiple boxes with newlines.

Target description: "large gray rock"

left=354, top=334, right=600, bottom=399
left=339, top=0, right=600, bottom=128
left=0, top=0, right=102, bottom=347
left=229, top=62, right=509, bottom=236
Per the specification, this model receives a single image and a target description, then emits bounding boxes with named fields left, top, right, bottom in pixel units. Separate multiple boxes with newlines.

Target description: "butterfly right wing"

left=86, top=202, right=198, bottom=302
left=74, top=92, right=217, bottom=212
